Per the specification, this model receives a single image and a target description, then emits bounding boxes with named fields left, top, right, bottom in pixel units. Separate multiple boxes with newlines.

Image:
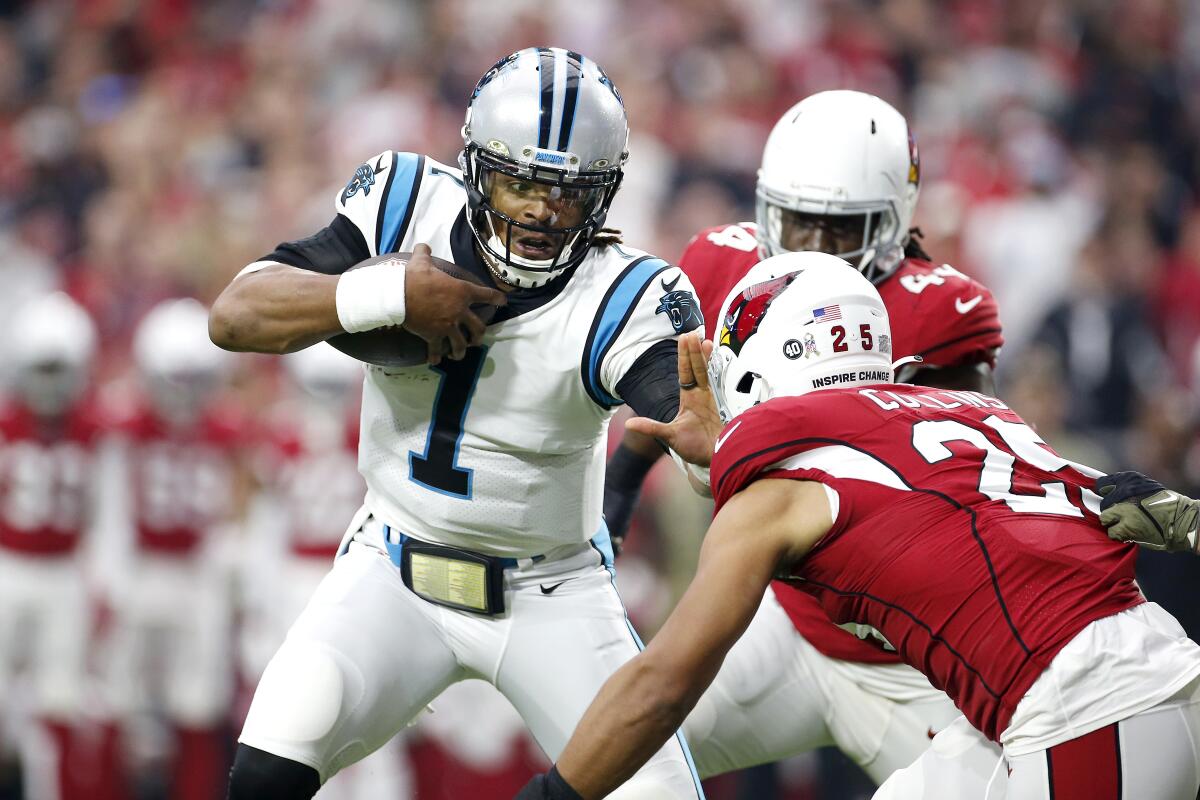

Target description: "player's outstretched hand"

left=403, top=243, right=507, bottom=364
left=1095, top=471, right=1200, bottom=553
left=627, top=332, right=723, bottom=467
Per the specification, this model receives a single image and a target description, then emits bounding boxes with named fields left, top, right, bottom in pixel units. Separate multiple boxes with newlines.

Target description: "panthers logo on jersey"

left=341, top=156, right=388, bottom=203
left=655, top=274, right=702, bottom=334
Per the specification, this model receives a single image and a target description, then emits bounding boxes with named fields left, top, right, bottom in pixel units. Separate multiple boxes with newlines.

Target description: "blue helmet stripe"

left=557, top=51, right=582, bottom=152
left=537, top=47, right=555, bottom=149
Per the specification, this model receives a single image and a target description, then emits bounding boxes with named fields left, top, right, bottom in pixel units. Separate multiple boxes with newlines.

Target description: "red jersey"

left=0, top=401, right=106, bottom=556
left=710, top=384, right=1142, bottom=740
left=120, top=404, right=245, bottom=555
left=680, top=222, right=1006, bottom=663
left=256, top=410, right=363, bottom=560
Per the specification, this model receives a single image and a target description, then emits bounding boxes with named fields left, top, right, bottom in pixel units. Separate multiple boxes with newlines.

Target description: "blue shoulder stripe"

left=581, top=256, right=673, bottom=408
left=377, top=153, right=425, bottom=254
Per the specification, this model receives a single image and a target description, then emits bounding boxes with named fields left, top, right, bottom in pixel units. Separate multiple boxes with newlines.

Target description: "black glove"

left=1096, top=471, right=1168, bottom=511
left=1095, top=471, right=1200, bottom=553
left=514, top=766, right=584, bottom=800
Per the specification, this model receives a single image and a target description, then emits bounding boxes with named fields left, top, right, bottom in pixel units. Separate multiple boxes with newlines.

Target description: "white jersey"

left=335, top=151, right=701, bottom=558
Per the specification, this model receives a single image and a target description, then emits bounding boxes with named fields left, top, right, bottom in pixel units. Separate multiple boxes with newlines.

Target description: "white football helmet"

left=461, top=47, right=629, bottom=288
left=133, top=298, right=231, bottom=424
left=708, top=252, right=894, bottom=423
left=284, top=343, right=363, bottom=404
left=9, top=292, right=97, bottom=417
left=756, top=90, right=921, bottom=282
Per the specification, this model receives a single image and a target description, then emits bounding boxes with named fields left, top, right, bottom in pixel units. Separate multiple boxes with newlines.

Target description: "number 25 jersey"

left=267, top=151, right=700, bottom=558
left=710, top=383, right=1143, bottom=741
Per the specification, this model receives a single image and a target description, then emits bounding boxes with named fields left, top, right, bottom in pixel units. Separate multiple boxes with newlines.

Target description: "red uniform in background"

left=103, top=399, right=247, bottom=800
left=0, top=399, right=112, bottom=799
left=258, top=410, right=362, bottom=562
left=681, top=221, right=1003, bottom=665
left=0, top=401, right=105, bottom=555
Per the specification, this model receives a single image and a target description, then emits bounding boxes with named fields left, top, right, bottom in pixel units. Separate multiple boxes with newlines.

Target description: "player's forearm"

left=210, top=264, right=345, bottom=354
left=556, top=656, right=696, bottom=798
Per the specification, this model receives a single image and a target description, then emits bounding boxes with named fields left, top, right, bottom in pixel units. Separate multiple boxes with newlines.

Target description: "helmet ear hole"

left=736, top=372, right=759, bottom=394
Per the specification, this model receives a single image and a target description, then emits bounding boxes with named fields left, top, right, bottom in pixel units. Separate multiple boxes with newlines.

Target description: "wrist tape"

left=336, top=260, right=406, bottom=333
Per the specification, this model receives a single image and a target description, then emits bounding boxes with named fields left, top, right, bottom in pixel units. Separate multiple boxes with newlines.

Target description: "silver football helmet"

left=133, top=298, right=231, bottom=425
left=461, top=47, right=629, bottom=288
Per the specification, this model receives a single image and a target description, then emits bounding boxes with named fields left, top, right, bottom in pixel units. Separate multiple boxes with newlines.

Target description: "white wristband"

left=335, top=260, right=407, bottom=333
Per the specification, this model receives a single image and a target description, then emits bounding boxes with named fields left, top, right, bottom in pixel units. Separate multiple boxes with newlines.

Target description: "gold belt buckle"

left=400, top=540, right=506, bottom=616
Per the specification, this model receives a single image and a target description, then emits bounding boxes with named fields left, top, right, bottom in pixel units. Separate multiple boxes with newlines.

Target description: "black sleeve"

left=615, top=340, right=680, bottom=424
left=603, top=442, right=659, bottom=547
left=259, top=214, right=371, bottom=275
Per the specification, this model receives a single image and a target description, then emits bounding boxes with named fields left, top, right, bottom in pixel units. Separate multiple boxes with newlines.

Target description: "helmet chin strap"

left=480, top=213, right=578, bottom=288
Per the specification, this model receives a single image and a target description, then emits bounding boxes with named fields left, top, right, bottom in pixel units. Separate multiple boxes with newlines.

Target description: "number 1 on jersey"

left=409, top=346, right=487, bottom=499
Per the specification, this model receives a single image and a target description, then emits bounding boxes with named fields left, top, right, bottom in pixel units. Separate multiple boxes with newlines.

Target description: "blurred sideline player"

left=521, top=254, right=1200, bottom=800
left=243, top=344, right=414, bottom=800
left=0, top=293, right=113, bottom=800
left=604, top=90, right=1002, bottom=783
left=101, top=299, right=246, bottom=800
left=210, top=47, right=705, bottom=799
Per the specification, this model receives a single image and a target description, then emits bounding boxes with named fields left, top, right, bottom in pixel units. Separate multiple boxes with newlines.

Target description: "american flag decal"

left=813, top=304, right=842, bottom=322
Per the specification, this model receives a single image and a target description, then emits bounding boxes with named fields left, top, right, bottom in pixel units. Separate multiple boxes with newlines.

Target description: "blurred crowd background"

left=2, top=0, right=1200, bottom=798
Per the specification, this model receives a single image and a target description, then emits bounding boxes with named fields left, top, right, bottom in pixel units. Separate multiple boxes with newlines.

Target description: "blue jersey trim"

left=378, top=152, right=424, bottom=254
left=590, top=522, right=615, bottom=568
left=582, top=256, right=673, bottom=408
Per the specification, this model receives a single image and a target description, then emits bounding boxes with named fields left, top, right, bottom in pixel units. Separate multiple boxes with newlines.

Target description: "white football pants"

left=875, top=677, right=1200, bottom=799
left=683, top=588, right=960, bottom=784
left=239, top=526, right=704, bottom=798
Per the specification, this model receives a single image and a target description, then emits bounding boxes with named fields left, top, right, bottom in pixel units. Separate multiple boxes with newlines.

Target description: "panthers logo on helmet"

left=655, top=274, right=702, bottom=334
left=717, top=274, right=796, bottom=355
left=341, top=156, right=388, bottom=203
left=471, top=51, right=522, bottom=99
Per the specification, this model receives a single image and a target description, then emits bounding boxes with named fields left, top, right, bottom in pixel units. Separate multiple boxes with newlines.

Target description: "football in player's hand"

left=327, top=252, right=497, bottom=368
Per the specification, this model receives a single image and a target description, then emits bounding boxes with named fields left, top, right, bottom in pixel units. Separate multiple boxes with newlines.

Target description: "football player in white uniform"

left=0, top=293, right=109, bottom=800
left=210, top=48, right=705, bottom=799
left=100, top=299, right=247, bottom=799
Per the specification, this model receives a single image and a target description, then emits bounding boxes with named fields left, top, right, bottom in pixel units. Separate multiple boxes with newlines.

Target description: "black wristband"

left=546, top=765, right=584, bottom=800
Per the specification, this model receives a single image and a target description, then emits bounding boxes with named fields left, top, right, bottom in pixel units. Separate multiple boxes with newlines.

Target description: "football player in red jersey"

left=603, top=90, right=1002, bottom=784
left=102, top=299, right=247, bottom=800
left=0, top=292, right=112, bottom=800
left=521, top=254, right=1200, bottom=800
